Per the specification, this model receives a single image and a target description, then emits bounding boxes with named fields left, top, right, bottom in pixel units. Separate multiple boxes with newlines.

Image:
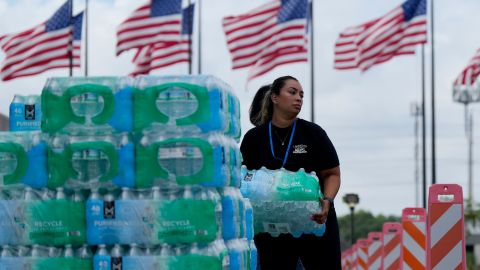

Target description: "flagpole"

left=421, top=44, right=427, bottom=208
left=430, top=0, right=436, bottom=184
left=69, top=0, right=73, bottom=76
left=309, top=0, right=314, bottom=123
left=197, top=0, right=202, bottom=74
left=188, top=0, right=192, bottom=75
left=84, top=0, right=88, bottom=76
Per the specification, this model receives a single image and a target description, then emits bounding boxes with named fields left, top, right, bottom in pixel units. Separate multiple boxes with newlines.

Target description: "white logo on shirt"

left=293, top=144, right=307, bottom=154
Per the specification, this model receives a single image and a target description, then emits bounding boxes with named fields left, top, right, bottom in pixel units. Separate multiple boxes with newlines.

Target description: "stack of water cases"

left=1, top=75, right=254, bottom=270
left=129, top=75, right=255, bottom=270
left=1, top=93, right=92, bottom=268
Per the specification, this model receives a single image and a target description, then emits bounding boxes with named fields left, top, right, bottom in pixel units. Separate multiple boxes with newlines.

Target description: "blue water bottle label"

left=9, top=102, right=41, bottom=131
left=94, top=254, right=111, bottom=270
left=87, top=199, right=152, bottom=245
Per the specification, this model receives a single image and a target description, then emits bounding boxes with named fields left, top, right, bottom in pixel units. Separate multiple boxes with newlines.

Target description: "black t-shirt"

left=240, top=118, right=339, bottom=180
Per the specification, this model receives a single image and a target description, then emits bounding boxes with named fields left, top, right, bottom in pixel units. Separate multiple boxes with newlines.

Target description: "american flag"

left=116, top=0, right=182, bottom=56
left=0, top=1, right=83, bottom=81
left=222, top=0, right=308, bottom=81
left=453, top=49, right=480, bottom=103
left=72, top=12, right=84, bottom=68
left=334, top=0, right=427, bottom=71
left=131, top=3, right=194, bottom=76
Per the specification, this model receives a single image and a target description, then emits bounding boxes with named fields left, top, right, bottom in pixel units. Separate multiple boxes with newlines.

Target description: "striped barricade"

left=342, top=248, right=349, bottom=270
left=402, top=207, right=427, bottom=269
left=367, top=232, right=383, bottom=270
left=350, top=243, right=359, bottom=270
left=427, top=184, right=466, bottom=270
left=382, top=222, right=401, bottom=270
left=357, top=239, right=370, bottom=270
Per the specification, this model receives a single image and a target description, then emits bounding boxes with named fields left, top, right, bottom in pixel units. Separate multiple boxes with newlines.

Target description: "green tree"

left=338, top=209, right=400, bottom=250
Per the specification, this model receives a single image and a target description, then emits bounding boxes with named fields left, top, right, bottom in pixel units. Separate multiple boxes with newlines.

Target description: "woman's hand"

left=310, top=198, right=330, bottom=224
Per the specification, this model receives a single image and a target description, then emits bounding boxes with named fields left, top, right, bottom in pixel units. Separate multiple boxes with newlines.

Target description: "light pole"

left=411, top=102, right=422, bottom=207
left=343, top=193, right=359, bottom=245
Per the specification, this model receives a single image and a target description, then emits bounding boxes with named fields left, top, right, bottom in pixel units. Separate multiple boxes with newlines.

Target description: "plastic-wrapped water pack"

left=86, top=187, right=222, bottom=245
left=93, top=241, right=229, bottom=270
left=133, top=75, right=240, bottom=139
left=240, top=166, right=325, bottom=237
left=0, top=244, right=92, bottom=270
left=47, top=133, right=134, bottom=189
left=136, top=133, right=240, bottom=188
left=0, top=132, right=47, bottom=189
left=41, top=77, right=134, bottom=134
left=0, top=188, right=86, bottom=246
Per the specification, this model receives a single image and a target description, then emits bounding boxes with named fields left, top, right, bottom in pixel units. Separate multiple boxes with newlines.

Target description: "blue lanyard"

left=269, top=119, right=297, bottom=168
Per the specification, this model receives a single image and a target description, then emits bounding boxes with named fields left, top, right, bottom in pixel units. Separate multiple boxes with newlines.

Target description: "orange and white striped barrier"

left=343, top=247, right=356, bottom=270
left=367, top=232, right=383, bottom=270
left=402, top=207, right=427, bottom=270
left=342, top=248, right=350, bottom=269
left=350, top=243, right=359, bottom=270
left=427, top=184, right=466, bottom=270
left=357, top=239, right=370, bottom=270
left=381, top=222, right=401, bottom=270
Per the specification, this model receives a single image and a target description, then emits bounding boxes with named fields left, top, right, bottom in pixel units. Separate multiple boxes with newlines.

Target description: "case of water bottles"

left=41, top=77, right=134, bottom=134
left=240, top=166, right=325, bottom=237
left=136, top=132, right=241, bottom=188
left=9, top=95, right=42, bottom=132
left=134, top=75, right=241, bottom=140
left=93, top=241, right=229, bottom=270
left=0, top=132, right=47, bottom=189
left=46, top=132, right=135, bottom=189
left=0, top=245, right=92, bottom=270
left=0, top=187, right=86, bottom=246
left=86, top=187, right=222, bottom=245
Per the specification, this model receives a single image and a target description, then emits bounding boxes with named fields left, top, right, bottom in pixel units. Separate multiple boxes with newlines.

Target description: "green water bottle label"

left=155, top=199, right=218, bottom=244
left=36, top=257, right=92, bottom=270
left=28, top=200, right=86, bottom=245
left=159, top=254, right=224, bottom=270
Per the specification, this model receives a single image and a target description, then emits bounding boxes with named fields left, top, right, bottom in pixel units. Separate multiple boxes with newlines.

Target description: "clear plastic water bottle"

left=120, top=187, right=133, bottom=200
left=24, top=187, right=39, bottom=200
left=48, top=246, right=61, bottom=257
left=94, top=244, right=110, bottom=270
left=1, top=245, right=12, bottom=257
left=128, top=244, right=142, bottom=257
left=77, top=244, right=92, bottom=259
left=244, top=199, right=254, bottom=241
left=63, top=244, right=74, bottom=257
left=160, top=244, right=173, bottom=257
left=111, top=244, right=123, bottom=270
left=40, top=188, right=53, bottom=200
left=249, top=240, right=258, bottom=270
left=55, top=188, right=66, bottom=200
left=17, top=246, right=30, bottom=257
left=152, top=187, right=162, bottom=200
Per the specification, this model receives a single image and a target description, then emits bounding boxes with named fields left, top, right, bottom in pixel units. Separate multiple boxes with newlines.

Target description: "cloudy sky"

left=0, top=0, right=479, bottom=217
